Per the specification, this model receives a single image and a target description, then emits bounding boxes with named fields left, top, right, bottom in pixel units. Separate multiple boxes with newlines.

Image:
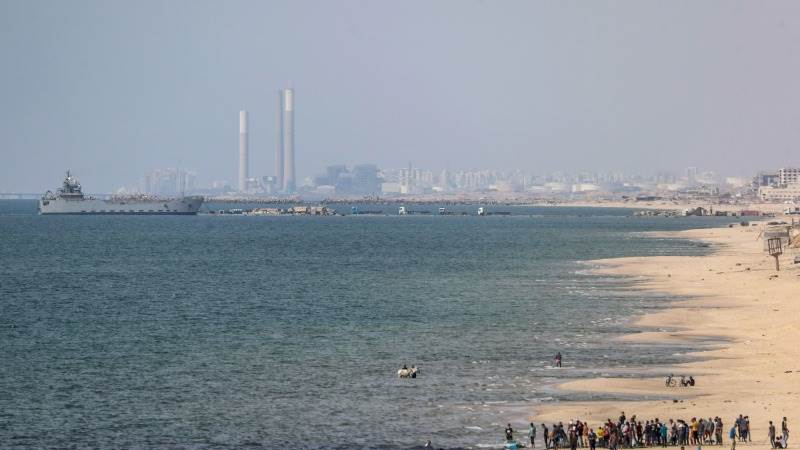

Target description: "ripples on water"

left=0, top=202, right=736, bottom=449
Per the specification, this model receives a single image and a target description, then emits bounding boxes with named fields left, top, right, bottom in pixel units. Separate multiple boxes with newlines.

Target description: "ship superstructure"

left=39, top=171, right=203, bottom=215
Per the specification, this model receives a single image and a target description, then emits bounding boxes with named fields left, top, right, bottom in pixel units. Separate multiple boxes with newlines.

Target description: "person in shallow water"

left=397, top=365, right=420, bottom=378
left=505, top=424, right=514, bottom=441
left=554, top=352, right=562, bottom=367
left=398, top=365, right=410, bottom=378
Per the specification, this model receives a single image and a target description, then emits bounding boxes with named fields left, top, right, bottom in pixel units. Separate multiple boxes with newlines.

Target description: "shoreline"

left=530, top=221, right=799, bottom=446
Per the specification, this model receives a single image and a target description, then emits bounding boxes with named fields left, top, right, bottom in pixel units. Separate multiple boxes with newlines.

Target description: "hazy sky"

left=2, top=1, right=800, bottom=192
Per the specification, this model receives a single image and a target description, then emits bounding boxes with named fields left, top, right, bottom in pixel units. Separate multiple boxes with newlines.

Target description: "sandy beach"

left=540, top=199, right=792, bottom=215
left=532, top=219, right=800, bottom=447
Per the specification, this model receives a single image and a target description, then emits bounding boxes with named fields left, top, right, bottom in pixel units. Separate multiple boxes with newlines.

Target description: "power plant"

left=238, top=88, right=295, bottom=194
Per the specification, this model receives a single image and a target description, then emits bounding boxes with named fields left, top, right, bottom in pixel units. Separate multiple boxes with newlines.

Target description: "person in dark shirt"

left=769, top=421, right=777, bottom=448
left=588, top=428, right=597, bottom=450
left=542, top=423, right=550, bottom=449
left=781, top=417, right=789, bottom=444
left=505, top=424, right=514, bottom=441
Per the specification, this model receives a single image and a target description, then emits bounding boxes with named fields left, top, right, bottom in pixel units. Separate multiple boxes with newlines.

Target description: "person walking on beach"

left=729, top=424, right=737, bottom=450
left=554, top=352, right=562, bottom=368
left=529, top=422, right=537, bottom=448
left=769, top=421, right=777, bottom=448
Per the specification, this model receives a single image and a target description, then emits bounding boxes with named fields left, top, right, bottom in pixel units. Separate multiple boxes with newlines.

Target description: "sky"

left=2, top=0, right=800, bottom=192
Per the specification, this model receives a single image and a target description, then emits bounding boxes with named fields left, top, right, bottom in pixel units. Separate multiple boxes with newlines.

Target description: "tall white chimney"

left=238, top=110, right=248, bottom=192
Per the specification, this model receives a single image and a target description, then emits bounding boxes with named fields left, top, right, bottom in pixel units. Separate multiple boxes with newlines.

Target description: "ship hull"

left=38, top=196, right=204, bottom=215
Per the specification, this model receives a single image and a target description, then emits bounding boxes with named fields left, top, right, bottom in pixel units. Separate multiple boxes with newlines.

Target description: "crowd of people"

left=501, top=413, right=789, bottom=449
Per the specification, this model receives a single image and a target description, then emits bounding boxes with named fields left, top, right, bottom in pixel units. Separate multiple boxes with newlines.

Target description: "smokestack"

left=239, top=110, right=248, bottom=192
left=282, top=88, right=295, bottom=193
left=275, top=91, right=284, bottom=190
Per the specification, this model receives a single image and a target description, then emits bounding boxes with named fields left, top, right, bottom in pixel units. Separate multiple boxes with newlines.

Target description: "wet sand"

left=531, top=221, right=800, bottom=447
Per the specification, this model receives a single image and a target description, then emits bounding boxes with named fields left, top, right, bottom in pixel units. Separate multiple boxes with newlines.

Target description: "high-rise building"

left=239, top=110, right=249, bottom=192
left=778, top=167, right=800, bottom=186
left=685, top=166, right=697, bottom=185
left=140, top=168, right=196, bottom=195
left=276, top=88, right=295, bottom=193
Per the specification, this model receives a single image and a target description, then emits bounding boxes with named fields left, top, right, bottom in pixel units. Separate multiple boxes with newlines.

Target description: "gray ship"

left=39, top=171, right=203, bottom=215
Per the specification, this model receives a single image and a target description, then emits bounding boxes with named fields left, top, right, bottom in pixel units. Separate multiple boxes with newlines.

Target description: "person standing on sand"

left=781, top=417, right=789, bottom=444
left=735, top=415, right=744, bottom=442
left=744, top=416, right=751, bottom=442
left=608, top=430, right=618, bottom=450
left=568, top=428, right=577, bottom=450
left=542, top=424, right=550, bottom=448
left=528, top=422, right=536, bottom=448
left=582, top=421, right=589, bottom=448
left=769, top=421, right=777, bottom=448
left=588, top=427, right=597, bottom=450
left=729, top=424, right=737, bottom=450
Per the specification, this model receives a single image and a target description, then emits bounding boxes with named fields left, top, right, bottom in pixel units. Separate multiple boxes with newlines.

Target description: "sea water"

left=0, top=201, right=736, bottom=449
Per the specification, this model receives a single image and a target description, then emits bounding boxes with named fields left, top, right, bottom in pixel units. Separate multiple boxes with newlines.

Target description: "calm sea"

left=0, top=200, right=735, bottom=449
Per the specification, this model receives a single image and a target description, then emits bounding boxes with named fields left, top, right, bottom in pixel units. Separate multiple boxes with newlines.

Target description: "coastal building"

left=685, top=166, right=698, bottom=185
left=140, top=168, right=196, bottom=195
left=778, top=167, right=800, bottom=186
left=758, top=184, right=800, bottom=202
left=753, top=171, right=781, bottom=189
left=312, top=164, right=382, bottom=195
left=571, top=183, right=601, bottom=193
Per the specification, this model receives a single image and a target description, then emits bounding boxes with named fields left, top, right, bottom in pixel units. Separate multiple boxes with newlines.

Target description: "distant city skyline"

left=111, top=162, right=783, bottom=198
left=3, top=1, right=800, bottom=192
